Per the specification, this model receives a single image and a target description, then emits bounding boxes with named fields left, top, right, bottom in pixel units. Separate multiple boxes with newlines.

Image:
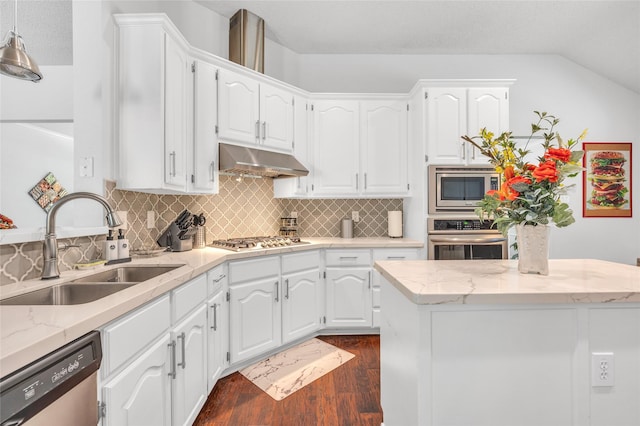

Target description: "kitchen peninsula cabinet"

left=425, top=85, right=510, bottom=165
left=218, top=69, right=294, bottom=152
left=114, top=15, right=218, bottom=195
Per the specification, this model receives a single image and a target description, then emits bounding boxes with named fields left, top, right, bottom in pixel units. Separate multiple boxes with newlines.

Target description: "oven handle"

left=429, top=236, right=506, bottom=244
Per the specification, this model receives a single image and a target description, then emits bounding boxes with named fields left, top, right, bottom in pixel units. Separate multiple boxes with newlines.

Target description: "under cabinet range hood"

left=229, top=9, right=264, bottom=73
left=219, top=143, right=309, bottom=178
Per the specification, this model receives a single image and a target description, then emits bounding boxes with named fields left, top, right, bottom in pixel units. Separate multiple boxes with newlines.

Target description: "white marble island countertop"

left=374, top=259, right=640, bottom=305
left=0, top=237, right=421, bottom=378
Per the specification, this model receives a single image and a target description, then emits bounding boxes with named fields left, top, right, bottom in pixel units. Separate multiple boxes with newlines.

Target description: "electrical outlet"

left=352, top=211, right=360, bottom=222
left=591, top=352, right=615, bottom=387
left=146, top=211, right=155, bottom=229
left=290, top=211, right=298, bottom=218
left=116, top=211, right=128, bottom=230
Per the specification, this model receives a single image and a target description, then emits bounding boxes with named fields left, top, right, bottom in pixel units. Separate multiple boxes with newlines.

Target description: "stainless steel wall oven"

left=427, top=217, right=507, bottom=260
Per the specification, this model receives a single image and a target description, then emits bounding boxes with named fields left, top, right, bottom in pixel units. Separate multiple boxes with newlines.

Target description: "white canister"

left=341, top=218, right=354, bottom=238
left=388, top=211, right=403, bottom=238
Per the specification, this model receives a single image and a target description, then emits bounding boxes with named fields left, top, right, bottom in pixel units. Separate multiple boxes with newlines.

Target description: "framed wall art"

left=583, top=142, right=632, bottom=217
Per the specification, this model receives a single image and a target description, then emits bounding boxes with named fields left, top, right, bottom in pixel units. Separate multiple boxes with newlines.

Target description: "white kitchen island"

left=374, top=259, right=640, bottom=426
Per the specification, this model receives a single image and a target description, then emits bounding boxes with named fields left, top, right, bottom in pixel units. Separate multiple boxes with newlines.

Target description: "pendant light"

left=0, top=0, right=42, bottom=82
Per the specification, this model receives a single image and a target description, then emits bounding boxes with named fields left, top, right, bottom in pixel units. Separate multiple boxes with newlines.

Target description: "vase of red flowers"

left=462, top=111, right=586, bottom=275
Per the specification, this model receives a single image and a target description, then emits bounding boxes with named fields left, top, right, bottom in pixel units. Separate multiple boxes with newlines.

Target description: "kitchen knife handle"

left=177, top=332, right=186, bottom=369
left=285, top=279, right=289, bottom=300
left=168, top=341, right=176, bottom=379
left=275, top=281, right=279, bottom=302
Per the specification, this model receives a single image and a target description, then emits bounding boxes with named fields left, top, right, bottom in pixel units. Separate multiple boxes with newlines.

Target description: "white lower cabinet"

left=371, top=248, right=420, bottom=327
left=171, top=305, right=208, bottom=426
left=101, top=334, right=172, bottom=426
left=325, top=268, right=371, bottom=328
left=282, top=251, right=322, bottom=343
left=228, top=256, right=281, bottom=364
left=100, top=275, right=208, bottom=426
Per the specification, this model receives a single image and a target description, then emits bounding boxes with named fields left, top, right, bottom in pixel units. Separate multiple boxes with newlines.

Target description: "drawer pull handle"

left=387, top=256, right=406, bottom=260
left=168, top=341, right=176, bottom=379
left=177, top=332, right=186, bottom=369
left=339, top=256, right=358, bottom=260
left=213, top=274, right=226, bottom=283
left=211, top=304, right=218, bottom=331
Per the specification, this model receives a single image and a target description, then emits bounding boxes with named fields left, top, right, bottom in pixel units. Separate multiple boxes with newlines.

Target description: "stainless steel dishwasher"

left=0, top=331, right=102, bottom=426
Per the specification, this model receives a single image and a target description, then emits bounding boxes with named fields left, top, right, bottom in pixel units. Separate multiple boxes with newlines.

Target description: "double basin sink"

left=0, top=265, right=182, bottom=306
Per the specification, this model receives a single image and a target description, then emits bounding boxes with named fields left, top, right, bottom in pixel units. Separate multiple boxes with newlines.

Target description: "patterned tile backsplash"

left=1, top=176, right=402, bottom=284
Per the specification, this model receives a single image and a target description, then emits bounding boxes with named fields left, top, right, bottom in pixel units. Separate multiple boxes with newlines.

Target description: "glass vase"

left=515, top=224, right=550, bottom=275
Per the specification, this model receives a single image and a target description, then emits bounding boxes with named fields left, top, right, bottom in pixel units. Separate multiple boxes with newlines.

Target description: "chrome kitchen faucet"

left=42, top=192, right=122, bottom=280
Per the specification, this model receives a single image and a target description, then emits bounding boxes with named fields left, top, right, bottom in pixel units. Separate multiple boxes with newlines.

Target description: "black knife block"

left=157, top=223, right=195, bottom=252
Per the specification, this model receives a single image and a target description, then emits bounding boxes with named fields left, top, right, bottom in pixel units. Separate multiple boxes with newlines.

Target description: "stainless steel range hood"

left=229, top=9, right=264, bottom=73
left=219, top=143, right=309, bottom=178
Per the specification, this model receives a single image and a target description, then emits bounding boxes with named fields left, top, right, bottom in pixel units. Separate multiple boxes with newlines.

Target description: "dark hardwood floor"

left=193, top=335, right=382, bottom=426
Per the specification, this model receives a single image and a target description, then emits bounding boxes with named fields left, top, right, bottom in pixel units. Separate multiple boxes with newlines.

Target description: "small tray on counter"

left=130, top=247, right=168, bottom=258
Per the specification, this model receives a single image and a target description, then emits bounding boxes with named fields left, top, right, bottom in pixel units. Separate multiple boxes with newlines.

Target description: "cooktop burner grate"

left=209, top=236, right=308, bottom=251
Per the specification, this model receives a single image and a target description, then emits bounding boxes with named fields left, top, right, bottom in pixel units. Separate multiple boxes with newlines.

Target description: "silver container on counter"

left=341, top=218, right=354, bottom=238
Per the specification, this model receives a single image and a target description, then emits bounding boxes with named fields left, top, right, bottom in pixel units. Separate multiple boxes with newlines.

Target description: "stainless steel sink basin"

left=0, top=265, right=183, bottom=306
left=0, top=284, right=136, bottom=305
left=70, top=265, right=181, bottom=284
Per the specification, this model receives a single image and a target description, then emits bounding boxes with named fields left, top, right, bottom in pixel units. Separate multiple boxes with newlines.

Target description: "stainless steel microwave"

left=428, top=165, right=500, bottom=214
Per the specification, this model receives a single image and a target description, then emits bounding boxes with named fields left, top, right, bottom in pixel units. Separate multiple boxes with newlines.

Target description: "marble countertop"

left=0, top=237, right=421, bottom=378
left=374, top=259, right=640, bottom=306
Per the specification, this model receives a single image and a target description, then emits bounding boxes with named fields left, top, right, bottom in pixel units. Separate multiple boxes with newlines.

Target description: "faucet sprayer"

left=42, top=192, right=122, bottom=280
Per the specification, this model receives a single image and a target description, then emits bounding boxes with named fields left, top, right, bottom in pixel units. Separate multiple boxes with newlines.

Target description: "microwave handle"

left=430, top=236, right=506, bottom=244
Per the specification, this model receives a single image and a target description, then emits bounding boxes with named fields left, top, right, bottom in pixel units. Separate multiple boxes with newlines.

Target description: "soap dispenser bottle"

left=104, top=230, right=118, bottom=261
left=117, top=229, right=130, bottom=259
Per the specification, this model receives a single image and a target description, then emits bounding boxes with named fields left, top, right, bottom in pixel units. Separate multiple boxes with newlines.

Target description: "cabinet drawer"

left=325, top=250, right=371, bottom=267
left=102, top=294, right=171, bottom=377
left=173, top=274, right=207, bottom=322
left=207, top=264, right=227, bottom=295
left=372, top=248, right=420, bottom=261
left=282, top=250, right=321, bottom=274
left=229, top=256, right=279, bottom=284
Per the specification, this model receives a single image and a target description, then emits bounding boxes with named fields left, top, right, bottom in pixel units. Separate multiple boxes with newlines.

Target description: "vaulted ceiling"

left=196, top=0, right=640, bottom=94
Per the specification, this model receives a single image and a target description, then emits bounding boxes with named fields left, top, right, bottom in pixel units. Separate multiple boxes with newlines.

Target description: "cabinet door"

left=425, top=88, right=467, bottom=164
left=217, top=69, right=260, bottom=145
left=172, top=305, right=208, bottom=426
left=361, top=100, right=408, bottom=195
left=102, top=335, right=172, bottom=426
left=273, top=95, right=311, bottom=198
left=229, top=278, right=282, bottom=363
left=260, top=83, right=294, bottom=152
left=190, top=59, right=218, bottom=194
left=326, top=268, right=372, bottom=328
left=467, top=88, right=509, bottom=164
left=164, top=33, right=188, bottom=190
left=207, top=289, right=228, bottom=392
left=282, top=268, right=321, bottom=343
left=312, top=100, right=360, bottom=195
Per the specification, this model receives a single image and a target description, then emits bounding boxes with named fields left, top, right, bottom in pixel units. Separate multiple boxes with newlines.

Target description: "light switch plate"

left=79, top=157, right=94, bottom=177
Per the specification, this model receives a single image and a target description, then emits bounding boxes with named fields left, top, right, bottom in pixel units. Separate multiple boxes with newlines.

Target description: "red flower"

left=488, top=182, right=519, bottom=201
left=503, top=165, right=515, bottom=181
left=544, top=147, right=571, bottom=163
left=532, top=160, right=559, bottom=183
left=506, top=176, right=532, bottom=188
left=524, top=163, right=536, bottom=171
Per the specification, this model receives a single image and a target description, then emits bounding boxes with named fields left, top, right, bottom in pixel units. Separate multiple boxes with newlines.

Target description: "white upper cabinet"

left=114, top=16, right=218, bottom=194
left=217, top=69, right=260, bottom=145
left=218, top=69, right=294, bottom=152
left=311, top=99, right=409, bottom=197
left=312, top=100, right=361, bottom=195
left=190, top=59, right=219, bottom=194
left=361, top=100, right=409, bottom=195
left=425, top=86, right=510, bottom=165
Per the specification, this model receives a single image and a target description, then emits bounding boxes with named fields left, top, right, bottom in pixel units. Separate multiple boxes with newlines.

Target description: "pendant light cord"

left=13, top=0, right=18, bottom=33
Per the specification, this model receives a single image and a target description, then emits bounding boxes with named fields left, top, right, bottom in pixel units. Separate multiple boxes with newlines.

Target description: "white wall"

left=292, top=53, right=639, bottom=265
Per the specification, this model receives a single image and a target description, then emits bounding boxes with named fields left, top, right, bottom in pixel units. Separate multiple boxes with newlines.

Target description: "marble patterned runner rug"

left=239, top=338, right=355, bottom=401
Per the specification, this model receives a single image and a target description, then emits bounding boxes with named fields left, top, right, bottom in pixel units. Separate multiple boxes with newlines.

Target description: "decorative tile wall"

left=1, top=176, right=402, bottom=284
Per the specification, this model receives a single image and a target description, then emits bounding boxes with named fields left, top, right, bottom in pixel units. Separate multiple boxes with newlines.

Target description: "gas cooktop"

left=209, top=236, right=310, bottom=252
